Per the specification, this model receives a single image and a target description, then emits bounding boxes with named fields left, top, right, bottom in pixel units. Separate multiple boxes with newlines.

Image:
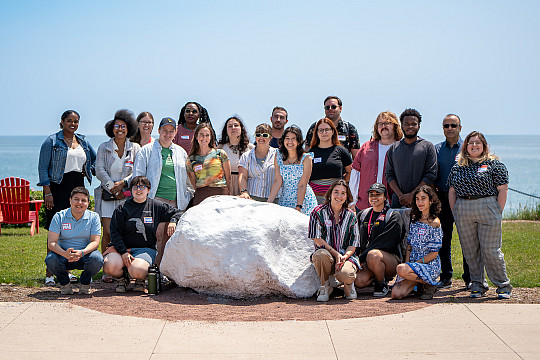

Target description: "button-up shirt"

left=48, top=208, right=101, bottom=250
left=435, top=137, right=463, bottom=192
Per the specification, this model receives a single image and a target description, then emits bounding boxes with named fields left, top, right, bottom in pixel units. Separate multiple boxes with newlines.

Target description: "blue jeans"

left=45, top=250, right=104, bottom=285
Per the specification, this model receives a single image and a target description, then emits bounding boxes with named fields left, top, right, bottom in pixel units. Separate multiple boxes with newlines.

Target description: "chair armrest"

left=30, top=199, right=44, bottom=212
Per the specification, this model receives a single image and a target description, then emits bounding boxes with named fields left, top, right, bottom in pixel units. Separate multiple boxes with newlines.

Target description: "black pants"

left=45, top=171, right=84, bottom=229
left=437, top=190, right=470, bottom=283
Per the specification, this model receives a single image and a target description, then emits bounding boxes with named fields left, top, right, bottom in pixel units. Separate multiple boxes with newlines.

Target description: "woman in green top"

left=187, top=122, right=232, bottom=205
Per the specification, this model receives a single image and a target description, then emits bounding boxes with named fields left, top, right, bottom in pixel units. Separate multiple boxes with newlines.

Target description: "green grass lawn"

left=1, top=222, right=539, bottom=288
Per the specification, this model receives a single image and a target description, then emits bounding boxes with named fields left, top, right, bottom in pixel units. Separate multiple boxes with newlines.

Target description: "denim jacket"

left=37, top=130, right=97, bottom=186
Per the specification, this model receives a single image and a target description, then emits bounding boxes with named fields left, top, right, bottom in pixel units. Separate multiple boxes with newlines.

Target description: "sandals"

left=45, top=276, right=56, bottom=286
left=102, top=274, right=114, bottom=283
left=68, top=273, right=78, bottom=284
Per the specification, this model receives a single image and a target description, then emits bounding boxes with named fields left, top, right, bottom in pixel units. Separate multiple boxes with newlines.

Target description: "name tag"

left=125, top=160, right=133, bottom=167
left=478, top=165, right=488, bottom=173
left=143, top=217, right=153, bottom=224
left=62, top=223, right=72, bottom=230
left=194, top=164, right=203, bottom=172
left=181, top=135, right=190, bottom=140
left=376, top=213, right=385, bottom=221
left=325, top=219, right=332, bottom=226
left=419, top=228, right=426, bottom=235
left=338, top=135, right=346, bottom=141
left=455, top=154, right=459, bottom=162
left=313, top=157, right=322, bottom=163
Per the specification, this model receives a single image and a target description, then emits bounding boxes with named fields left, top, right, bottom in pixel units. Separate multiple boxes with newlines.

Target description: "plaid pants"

left=453, top=196, right=512, bottom=293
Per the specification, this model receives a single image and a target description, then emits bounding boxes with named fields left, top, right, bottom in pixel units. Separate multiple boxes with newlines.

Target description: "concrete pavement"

left=0, top=302, right=538, bottom=359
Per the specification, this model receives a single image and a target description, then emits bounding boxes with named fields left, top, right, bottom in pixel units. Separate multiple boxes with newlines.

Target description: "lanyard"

left=367, top=210, right=375, bottom=239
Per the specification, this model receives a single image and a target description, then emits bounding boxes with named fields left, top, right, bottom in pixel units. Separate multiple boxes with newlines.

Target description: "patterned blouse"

left=186, top=149, right=229, bottom=188
left=447, top=159, right=508, bottom=197
left=308, top=203, right=361, bottom=268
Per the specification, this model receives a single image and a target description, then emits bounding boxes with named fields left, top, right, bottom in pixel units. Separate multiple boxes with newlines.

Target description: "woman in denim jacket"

left=38, top=110, right=96, bottom=284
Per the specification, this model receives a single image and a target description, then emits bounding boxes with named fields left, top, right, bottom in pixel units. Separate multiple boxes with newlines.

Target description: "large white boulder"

left=160, top=196, right=320, bottom=298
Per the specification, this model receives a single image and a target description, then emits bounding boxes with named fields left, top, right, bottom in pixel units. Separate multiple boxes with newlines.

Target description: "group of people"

left=37, top=96, right=512, bottom=301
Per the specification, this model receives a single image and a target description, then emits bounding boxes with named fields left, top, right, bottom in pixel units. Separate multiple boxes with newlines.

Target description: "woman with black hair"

left=267, top=126, right=317, bottom=215
left=217, top=116, right=254, bottom=195
left=391, top=185, right=442, bottom=300
left=38, top=110, right=96, bottom=285
left=95, top=109, right=141, bottom=283
left=173, top=101, right=213, bottom=153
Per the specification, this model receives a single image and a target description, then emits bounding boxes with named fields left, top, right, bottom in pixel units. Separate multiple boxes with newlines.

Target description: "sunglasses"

left=185, top=109, right=199, bottom=114
left=255, top=133, right=271, bottom=138
left=114, top=124, right=127, bottom=129
left=324, top=105, right=339, bottom=110
left=132, top=185, right=147, bottom=190
left=443, top=124, right=459, bottom=128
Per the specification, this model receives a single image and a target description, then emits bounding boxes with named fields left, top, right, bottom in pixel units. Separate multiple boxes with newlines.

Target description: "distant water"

left=1, top=134, right=539, bottom=215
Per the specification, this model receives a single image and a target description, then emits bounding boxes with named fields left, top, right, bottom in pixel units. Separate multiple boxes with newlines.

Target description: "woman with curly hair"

left=173, top=101, right=213, bottom=153
left=187, top=122, right=232, bottom=205
left=391, top=185, right=442, bottom=300
left=448, top=131, right=512, bottom=299
left=95, top=110, right=141, bottom=281
left=217, top=115, right=254, bottom=195
left=267, top=126, right=317, bottom=215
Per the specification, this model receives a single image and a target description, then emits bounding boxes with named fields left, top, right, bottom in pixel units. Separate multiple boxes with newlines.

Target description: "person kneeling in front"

left=103, top=176, right=183, bottom=293
left=309, top=180, right=360, bottom=302
left=45, top=187, right=103, bottom=295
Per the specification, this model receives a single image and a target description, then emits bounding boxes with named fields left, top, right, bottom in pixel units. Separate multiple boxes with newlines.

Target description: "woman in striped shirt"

left=309, top=180, right=360, bottom=302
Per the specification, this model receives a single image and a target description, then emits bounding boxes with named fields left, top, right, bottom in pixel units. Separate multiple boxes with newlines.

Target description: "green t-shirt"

left=155, top=147, right=177, bottom=200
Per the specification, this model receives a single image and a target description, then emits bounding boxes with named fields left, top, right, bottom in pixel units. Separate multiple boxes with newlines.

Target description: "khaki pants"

left=312, top=248, right=357, bottom=285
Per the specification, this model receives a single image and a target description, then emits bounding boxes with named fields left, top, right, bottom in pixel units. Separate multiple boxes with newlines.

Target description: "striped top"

left=238, top=147, right=278, bottom=198
left=308, top=203, right=361, bottom=268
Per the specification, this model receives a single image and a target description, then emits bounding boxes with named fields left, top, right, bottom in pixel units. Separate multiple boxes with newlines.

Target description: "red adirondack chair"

left=0, top=177, right=44, bottom=236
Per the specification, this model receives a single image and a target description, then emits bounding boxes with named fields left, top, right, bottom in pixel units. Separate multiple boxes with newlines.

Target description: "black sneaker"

left=373, top=282, right=389, bottom=297
left=437, top=278, right=452, bottom=289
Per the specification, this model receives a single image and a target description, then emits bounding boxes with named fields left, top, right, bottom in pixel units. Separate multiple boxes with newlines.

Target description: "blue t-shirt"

left=49, top=208, right=101, bottom=250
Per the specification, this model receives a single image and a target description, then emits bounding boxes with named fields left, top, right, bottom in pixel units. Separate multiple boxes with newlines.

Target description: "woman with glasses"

left=217, top=116, right=254, bottom=196
left=103, top=176, right=183, bottom=293
left=349, top=111, right=402, bottom=212
left=187, top=122, right=232, bottom=205
left=131, top=112, right=155, bottom=146
left=308, top=118, right=353, bottom=204
left=448, top=131, right=512, bottom=299
left=38, top=109, right=97, bottom=285
left=238, top=123, right=278, bottom=202
left=173, top=101, right=213, bottom=153
left=267, top=126, right=317, bottom=215
left=94, top=109, right=140, bottom=282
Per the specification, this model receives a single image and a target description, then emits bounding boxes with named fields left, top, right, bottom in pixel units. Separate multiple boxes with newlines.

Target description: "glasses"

left=114, top=124, right=127, bottom=129
left=324, top=105, right=339, bottom=110
left=132, top=185, right=147, bottom=190
left=185, top=109, right=199, bottom=114
left=317, top=128, right=332, bottom=133
left=377, top=121, right=393, bottom=127
left=443, top=124, right=459, bottom=128
left=140, top=121, right=153, bottom=125
left=255, top=133, right=271, bottom=138
left=468, top=141, right=482, bottom=146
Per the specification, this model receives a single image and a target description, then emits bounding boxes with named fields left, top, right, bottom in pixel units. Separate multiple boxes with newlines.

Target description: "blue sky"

left=1, top=0, right=539, bottom=137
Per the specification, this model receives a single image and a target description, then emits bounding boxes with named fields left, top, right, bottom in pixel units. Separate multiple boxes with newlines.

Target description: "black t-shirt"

left=309, top=145, right=353, bottom=180
left=357, top=207, right=404, bottom=263
left=110, top=198, right=183, bottom=254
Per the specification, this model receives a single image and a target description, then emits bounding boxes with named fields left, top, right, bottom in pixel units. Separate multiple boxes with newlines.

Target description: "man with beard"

left=305, top=96, right=360, bottom=157
left=385, top=108, right=437, bottom=208
left=269, top=106, right=288, bottom=148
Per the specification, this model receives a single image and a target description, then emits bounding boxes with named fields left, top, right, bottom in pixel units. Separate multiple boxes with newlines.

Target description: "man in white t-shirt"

left=349, top=111, right=403, bottom=211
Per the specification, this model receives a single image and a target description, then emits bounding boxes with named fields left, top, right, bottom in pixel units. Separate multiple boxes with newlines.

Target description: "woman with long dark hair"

left=267, top=126, right=317, bottom=215
left=38, top=110, right=96, bottom=285
left=391, top=185, right=442, bottom=300
left=173, top=101, right=212, bottom=153
left=217, top=115, right=254, bottom=195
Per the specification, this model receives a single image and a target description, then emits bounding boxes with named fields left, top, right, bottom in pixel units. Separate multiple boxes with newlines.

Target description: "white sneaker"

left=317, top=285, right=333, bottom=302
left=329, top=275, right=341, bottom=288
left=45, top=276, right=56, bottom=286
left=344, top=283, right=357, bottom=300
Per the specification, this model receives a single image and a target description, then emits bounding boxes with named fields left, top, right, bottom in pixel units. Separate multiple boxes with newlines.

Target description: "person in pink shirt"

left=349, top=111, right=402, bottom=212
left=173, top=101, right=213, bottom=153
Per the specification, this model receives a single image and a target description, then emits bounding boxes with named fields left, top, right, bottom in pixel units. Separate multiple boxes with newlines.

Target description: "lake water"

left=1, top=134, right=538, bottom=215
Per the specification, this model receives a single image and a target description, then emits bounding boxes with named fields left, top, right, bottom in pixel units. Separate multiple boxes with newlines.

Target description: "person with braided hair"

left=173, top=101, right=214, bottom=153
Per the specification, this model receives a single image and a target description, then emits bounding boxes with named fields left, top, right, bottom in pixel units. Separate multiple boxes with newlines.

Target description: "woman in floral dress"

left=267, top=126, right=317, bottom=215
left=392, top=185, right=442, bottom=300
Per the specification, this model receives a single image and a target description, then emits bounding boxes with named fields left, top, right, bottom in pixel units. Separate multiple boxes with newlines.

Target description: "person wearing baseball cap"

left=354, top=183, right=404, bottom=297
left=133, top=116, right=194, bottom=267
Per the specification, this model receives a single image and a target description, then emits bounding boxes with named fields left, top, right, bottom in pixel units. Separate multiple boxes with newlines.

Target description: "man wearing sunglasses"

left=305, top=96, right=360, bottom=157
left=435, top=114, right=469, bottom=290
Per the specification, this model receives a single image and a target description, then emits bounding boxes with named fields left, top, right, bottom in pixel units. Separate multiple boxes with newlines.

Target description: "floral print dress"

left=276, top=152, right=318, bottom=215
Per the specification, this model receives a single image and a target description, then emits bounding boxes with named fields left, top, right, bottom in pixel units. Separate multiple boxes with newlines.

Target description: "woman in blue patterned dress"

left=267, top=126, right=317, bottom=215
left=392, top=185, right=442, bottom=300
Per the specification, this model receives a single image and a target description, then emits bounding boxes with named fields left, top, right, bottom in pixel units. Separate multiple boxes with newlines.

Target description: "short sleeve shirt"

left=173, top=124, right=195, bottom=154
left=309, top=145, right=353, bottom=180
left=187, top=149, right=229, bottom=187
left=305, top=119, right=360, bottom=155
left=447, top=159, right=509, bottom=197
left=49, top=208, right=101, bottom=250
